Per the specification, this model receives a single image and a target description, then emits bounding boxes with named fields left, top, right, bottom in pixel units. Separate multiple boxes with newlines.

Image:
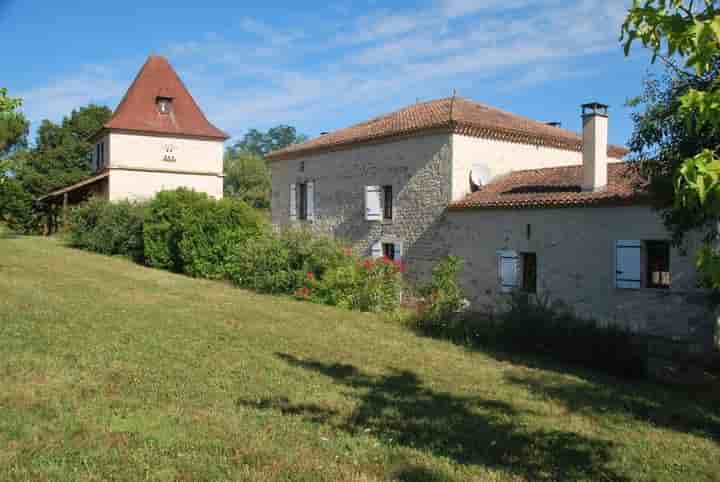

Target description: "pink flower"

left=306, top=271, right=315, bottom=281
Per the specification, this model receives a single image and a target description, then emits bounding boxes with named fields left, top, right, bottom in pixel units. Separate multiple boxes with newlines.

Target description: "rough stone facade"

left=433, top=206, right=711, bottom=344
left=270, top=133, right=452, bottom=281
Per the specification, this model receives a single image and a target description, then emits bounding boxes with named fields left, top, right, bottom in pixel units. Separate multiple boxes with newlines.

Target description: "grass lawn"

left=1, top=228, right=719, bottom=481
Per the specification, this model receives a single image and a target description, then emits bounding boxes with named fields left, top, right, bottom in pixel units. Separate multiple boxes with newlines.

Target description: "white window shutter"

left=396, top=242, right=403, bottom=262
left=306, top=181, right=315, bottom=221
left=370, top=240, right=382, bottom=259
left=289, top=184, right=297, bottom=221
left=616, top=240, right=641, bottom=289
left=498, top=250, right=519, bottom=292
left=365, top=185, right=382, bottom=221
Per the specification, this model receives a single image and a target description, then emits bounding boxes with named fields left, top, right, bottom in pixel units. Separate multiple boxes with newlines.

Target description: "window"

left=156, top=96, right=172, bottom=114
left=521, top=252, right=537, bottom=293
left=382, top=242, right=396, bottom=260
left=365, top=185, right=382, bottom=221
left=382, top=185, right=393, bottom=220
left=616, top=240, right=671, bottom=289
left=646, top=241, right=671, bottom=289
left=96, top=141, right=105, bottom=169
left=298, top=183, right=308, bottom=220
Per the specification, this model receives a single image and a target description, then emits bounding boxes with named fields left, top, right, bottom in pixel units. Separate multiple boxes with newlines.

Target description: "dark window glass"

left=382, top=185, right=393, bottom=220
left=382, top=242, right=396, bottom=260
left=522, top=252, right=537, bottom=293
left=298, top=183, right=308, bottom=220
left=646, top=241, right=671, bottom=289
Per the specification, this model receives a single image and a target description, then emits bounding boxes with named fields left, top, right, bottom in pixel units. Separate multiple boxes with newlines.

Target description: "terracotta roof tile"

left=104, top=55, right=228, bottom=140
left=267, top=96, right=627, bottom=161
left=448, top=162, right=646, bottom=210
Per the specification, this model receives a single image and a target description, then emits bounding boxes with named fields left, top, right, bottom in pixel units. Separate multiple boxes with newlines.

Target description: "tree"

left=622, top=0, right=720, bottom=289
left=223, top=125, right=308, bottom=208
left=223, top=149, right=271, bottom=209
left=233, top=125, right=308, bottom=158
left=0, top=87, right=29, bottom=183
left=0, top=104, right=112, bottom=232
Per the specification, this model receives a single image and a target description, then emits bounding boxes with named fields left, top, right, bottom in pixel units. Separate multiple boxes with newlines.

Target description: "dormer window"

left=156, top=96, right=172, bottom=114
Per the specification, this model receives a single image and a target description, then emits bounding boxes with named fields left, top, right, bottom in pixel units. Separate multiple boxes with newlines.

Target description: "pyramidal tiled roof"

left=448, top=162, right=647, bottom=210
left=104, top=55, right=228, bottom=140
left=267, top=96, right=627, bottom=161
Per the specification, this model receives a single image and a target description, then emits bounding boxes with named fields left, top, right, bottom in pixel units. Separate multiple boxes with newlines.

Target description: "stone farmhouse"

left=267, top=97, right=712, bottom=345
left=40, top=55, right=228, bottom=209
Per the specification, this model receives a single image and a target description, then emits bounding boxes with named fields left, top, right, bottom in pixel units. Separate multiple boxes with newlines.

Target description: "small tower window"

left=156, top=96, right=172, bottom=114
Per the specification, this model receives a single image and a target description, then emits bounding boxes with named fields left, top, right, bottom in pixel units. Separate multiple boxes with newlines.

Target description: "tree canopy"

left=232, top=125, right=307, bottom=158
left=623, top=0, right=720, bottom=289
left=0, top=87, right=29, bottom=176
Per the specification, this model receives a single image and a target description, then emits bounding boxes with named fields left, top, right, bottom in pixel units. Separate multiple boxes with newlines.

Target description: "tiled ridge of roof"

left=104, top=55, right=229, bottom=140
left=266, top=96, right=627, bottom=161
left=448, top=162, right=647, bottom=210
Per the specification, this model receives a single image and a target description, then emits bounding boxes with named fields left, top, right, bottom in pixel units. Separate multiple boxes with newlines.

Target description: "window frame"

left=382, top=185, right=393, bottom=220
left=521, top=252, right=537, bottom=294
left=382, top=242, right=396, bottom=260
left=644, top=240, right=671, bottom=290
left=298, top=182, right=308, bottom=221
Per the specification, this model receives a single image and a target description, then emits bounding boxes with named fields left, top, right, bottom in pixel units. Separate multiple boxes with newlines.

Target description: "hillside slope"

left=1, top=229, right=719, bottom=481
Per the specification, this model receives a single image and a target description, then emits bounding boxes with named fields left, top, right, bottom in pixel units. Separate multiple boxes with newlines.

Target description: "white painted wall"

left=108, top=169, right=223, bottom=201
left=108, top=132, right=223, bottom=175
left=450, top=134, right=587, bottom=202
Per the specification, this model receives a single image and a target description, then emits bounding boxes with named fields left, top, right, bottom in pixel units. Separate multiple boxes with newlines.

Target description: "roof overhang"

left=37, top=171, right=109, bottom=203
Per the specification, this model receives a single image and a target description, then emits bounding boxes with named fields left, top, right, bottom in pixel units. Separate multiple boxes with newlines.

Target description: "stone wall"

left=269, top=134, right=452, bottom=280
left=434, top=206, right=711, bottom=342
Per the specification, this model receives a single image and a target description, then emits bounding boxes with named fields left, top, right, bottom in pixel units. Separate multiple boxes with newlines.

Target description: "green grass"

left=1, top=228, right=719, bottom=481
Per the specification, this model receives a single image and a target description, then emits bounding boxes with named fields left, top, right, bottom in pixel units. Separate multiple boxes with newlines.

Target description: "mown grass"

left=1, top=228, right=719, bottom=481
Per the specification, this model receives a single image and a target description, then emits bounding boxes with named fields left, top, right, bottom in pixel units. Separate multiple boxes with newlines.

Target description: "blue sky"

left=1, top=0, right=656, bottom=146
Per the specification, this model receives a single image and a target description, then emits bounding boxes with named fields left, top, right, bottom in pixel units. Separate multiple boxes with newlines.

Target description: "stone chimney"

left=581, top=102, right=609, bottom=191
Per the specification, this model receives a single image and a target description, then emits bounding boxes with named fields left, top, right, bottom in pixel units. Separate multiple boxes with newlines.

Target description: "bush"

left=310, top=256, right=404, bottom=313
left=143, top=188, right=266, bottom=277
left=413, top=258, right=646, bottom=378
left=67, top=197, right=146, bottom=262
left=417, top=256, right=465, bottom=324
left=225, top=234, right=299, bottom=294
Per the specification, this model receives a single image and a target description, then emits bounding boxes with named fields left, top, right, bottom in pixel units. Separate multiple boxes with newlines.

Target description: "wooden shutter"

left=396, top=242, right=403, bottom=262
left=498, top=250, right=519, bottom=292
left=616, top=240, right=641, bottom=289
left=289, top=184, right=297, bottom=221
left=306, top=181, right=315, bottom=221
left=365, top=186, right=382, bottom=221
left=370, top=240, right=382, bottom=259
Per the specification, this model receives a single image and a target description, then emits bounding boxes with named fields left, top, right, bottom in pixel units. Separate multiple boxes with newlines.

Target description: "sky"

left=1, top=0, right=658, bottom=147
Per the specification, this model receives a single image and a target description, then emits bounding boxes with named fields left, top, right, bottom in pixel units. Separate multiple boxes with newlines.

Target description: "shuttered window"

left=298, top=183, right=308, bottom=220
left=382, top=185, right=393, bottom=220
left=616, top=240, right=642, bottom=289
left=365, top=186, right=382, bottom=221
left=498, top=250, right=519, bottom=292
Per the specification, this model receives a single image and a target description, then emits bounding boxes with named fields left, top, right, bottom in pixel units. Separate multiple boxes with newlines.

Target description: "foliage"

left=623, top=1, right=720, bottom=291
left=67, top=197, right=147, bottom=262
left=1, top=104, right=112, bottom=233
left=308, top=256, right=404, bottom=313
left=416, top=290, right=646, bottom=379
left=223, top=149, right=271, bottom=208
left=143, top=188, right=266, bottom=277
left=417, top=256, right=466, bottom=324
left=232, top=125, right=308, bottom=158
left=0, top=87, right=28, bottom=158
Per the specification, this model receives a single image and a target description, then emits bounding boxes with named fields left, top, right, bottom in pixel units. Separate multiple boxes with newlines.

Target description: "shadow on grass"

left=504, top=369, right=720, bottom=443
left=237, top=352, right=631, bottom=481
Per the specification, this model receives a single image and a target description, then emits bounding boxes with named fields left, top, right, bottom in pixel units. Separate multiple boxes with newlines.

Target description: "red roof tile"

left=104, top=55, right=228, bottom=140
left=267, top=96, right=627, bottom=161
left=448, top=162, right=647, bottom=210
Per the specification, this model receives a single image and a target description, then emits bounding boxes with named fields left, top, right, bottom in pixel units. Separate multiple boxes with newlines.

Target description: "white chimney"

left=581, top=102, right=609, bottom=191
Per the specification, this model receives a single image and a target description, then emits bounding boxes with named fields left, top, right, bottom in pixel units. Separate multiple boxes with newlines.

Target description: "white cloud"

left=20, top=0, right=633, bottom=140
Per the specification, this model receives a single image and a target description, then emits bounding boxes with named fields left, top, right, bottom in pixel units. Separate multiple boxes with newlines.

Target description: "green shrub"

left=67, top=197, right=146, bottom=262
left=143, top=188, right=266, bottom=277
left=417, top=256, right=465, bottom=324
left=225, top=234, right=299, bottom=294
left=309, top=256, right=404, bottom=313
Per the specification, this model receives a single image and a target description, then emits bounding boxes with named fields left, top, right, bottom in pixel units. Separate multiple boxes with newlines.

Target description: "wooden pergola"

left=36, top=172, right=109, bottom=234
